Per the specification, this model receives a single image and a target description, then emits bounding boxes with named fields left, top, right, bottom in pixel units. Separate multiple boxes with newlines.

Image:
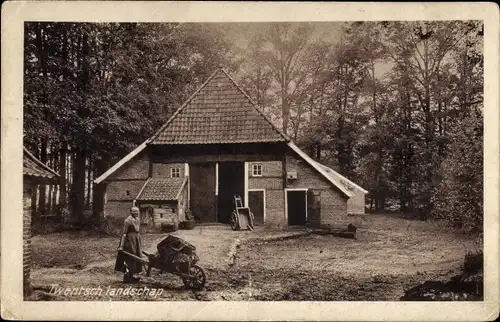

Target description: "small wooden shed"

left=135, top=177, right=188, bottom=231
left=23, top=147, right=59, bottom=296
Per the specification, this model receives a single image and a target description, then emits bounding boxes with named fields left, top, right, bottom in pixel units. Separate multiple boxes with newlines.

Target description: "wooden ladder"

left=234, top=195, right=244, bottom=209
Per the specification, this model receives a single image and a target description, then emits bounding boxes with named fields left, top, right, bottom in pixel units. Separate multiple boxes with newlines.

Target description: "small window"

left=252, top=163, right=263, bottom=177
left=171, top=208, right=176, bottom=213
left=171, top=168, right=181, bottom=178
left=126, top=190, right=130, bottom=196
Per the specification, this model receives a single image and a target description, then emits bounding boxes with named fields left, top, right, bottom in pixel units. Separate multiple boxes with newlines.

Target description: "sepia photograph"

left=22, top=19, right=485, bottom=301
left=2, top=1, right=499, bottom=321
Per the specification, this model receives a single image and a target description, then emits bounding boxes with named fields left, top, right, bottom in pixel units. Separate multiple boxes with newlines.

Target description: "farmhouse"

left=94, top=68, right=366, bottom=231
left=23, top=147, right=59, bottom=295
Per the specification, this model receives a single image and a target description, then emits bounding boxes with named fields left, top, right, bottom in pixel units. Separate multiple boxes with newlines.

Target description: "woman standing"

left=114, top=206, right=143, bottom=283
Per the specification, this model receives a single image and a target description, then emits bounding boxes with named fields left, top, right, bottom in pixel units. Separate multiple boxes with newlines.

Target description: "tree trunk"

left=422, top=28, right=434, bottom=215
left=47, top=153, right=53, bottom=214
left=67, top=150, right=73, bottom=189
left=59, top=144, right=67, bottom=208
left=281, top=86, right=289, bottom=135
left=69, top=149, right=86, bottom=227
left=51, top=150, right=59, bottom=211
left=336, top=115, right=346, bottom=173
left=375, top=193, right=385, bottom=212
left=399, top=183, right=405, bottom=212
left=315, top=142, right=321, bottom=160
left=38, top=139, right=47, bottom=216
left=92, top=160, right=109, bottom=221
left=86, top=158, right=92, bottom=209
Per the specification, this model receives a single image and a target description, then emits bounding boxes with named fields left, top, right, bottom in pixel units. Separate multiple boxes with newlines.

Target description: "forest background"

left=23, top=21, right=483, bottom=233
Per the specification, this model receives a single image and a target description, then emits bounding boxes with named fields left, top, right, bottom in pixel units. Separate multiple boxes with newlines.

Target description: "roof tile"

left=137, top=177, right=186, bottom=201
left=150, top=69, right=287, bottom=145
left=23, top=148, right=58, bottom=181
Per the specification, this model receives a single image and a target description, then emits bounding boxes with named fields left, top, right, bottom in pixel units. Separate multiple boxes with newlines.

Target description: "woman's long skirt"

left=114, top=232, right=143, bottom=274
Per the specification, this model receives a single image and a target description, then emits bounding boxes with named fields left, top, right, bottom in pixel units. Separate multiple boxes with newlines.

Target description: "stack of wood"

left=311, top=223, right=358, bottom=239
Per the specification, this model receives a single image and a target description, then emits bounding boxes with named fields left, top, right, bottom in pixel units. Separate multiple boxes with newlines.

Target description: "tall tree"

left=431, top=109, right=483, bottom=231
left=24, top=22, right=238, bottom=225
left=258, top=23, right=315, bottom=135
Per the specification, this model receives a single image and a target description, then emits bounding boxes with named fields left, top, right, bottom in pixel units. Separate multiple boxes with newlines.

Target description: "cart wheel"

left=182, top=265, right=206, bottom=290
left=229, top=211, right=238, bottom=231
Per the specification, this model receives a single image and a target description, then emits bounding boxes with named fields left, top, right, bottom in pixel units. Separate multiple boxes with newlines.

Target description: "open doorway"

left=217, top=162, right=245, bottom=223
left=287, top=189, right=307, bottom=226
left=189, top=163, right=217, bottom=223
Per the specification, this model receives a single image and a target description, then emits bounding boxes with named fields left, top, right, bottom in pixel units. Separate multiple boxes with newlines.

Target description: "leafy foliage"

left=24, top=21, right=484, bottom=232
left=24, top=22, right=236, bottom=221
left=431, top=110, right=483, bottom=231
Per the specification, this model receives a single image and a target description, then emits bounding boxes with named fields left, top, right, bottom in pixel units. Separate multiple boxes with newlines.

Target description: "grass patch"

left=232, top=213, right=481, bottom=300
left=31, top=232, right=162, bottom=268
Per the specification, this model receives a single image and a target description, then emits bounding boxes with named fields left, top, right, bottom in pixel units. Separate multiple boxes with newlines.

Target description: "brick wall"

left=104, top=200, right=135, bottom=229
left=246, top=161, right=286, bottom=226
left=286, top=155, right=331, bottom=190
left=242, top=156, right=351, bottom=227
left=103, top=146, right=352, bottom=229
left=248, top=161, right=283, bottom=190
left=104, top=151, right=190, bottom=231
left=23, top=183, right=33, bottom=296
left=347, top=188, right=366, bottom=215
left=286, top=151, right=349, bottom=228
left=108, top=152, right=149, bottom=180
left=106, top=180, right=146, bottom=201
left=248, top=161, right=282, bottom=177
left=248, top=178, right=283, bottom=190
left=318, top=189, right=349, bottom=227
left=152, top=163, right=185, bottom=178
left=265, top=189, right=285, bottom=227
left=104, top=151, right=150, bottom=230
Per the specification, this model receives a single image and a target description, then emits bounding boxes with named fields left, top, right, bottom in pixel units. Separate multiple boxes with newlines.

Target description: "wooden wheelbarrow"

left=119, top=249, right=206, bottom=290
left=229, top=195, right=254, bottom=231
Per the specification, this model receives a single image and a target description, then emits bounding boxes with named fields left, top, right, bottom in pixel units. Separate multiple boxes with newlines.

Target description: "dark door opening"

left=217, top=162, right=245, bottom=223
left=248, top=190, right=264, bottom=224
left=287, top=190, right=306, bottom=226
left=190, top=163, right=216, bottom=223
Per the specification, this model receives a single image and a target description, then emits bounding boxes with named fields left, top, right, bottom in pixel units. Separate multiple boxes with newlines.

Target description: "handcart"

left=119, top=235, right=206, bottom=290
left=229, top=195, right=255, bottom=231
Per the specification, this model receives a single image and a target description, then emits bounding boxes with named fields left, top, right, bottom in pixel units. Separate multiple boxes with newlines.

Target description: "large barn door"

left=217, top=162, right=245, bottom=223
left=189, top=163, right=216, bottom=223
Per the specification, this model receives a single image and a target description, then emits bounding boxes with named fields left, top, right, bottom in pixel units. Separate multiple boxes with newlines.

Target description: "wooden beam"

left=244, top=162, right=249, bottom=207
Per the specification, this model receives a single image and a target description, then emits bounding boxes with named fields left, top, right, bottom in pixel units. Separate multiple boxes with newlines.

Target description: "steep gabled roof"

left=23, top=147, right=59, bottom=183
left=94, top=68, right=289, bottom=184
left=149, top=68, right=288, bottom=145
left=287, top=142, right=355, bottom=198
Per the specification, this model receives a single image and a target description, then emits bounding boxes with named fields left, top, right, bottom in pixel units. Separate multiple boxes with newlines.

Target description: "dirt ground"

left=28, top=214, right=480, bottom=301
